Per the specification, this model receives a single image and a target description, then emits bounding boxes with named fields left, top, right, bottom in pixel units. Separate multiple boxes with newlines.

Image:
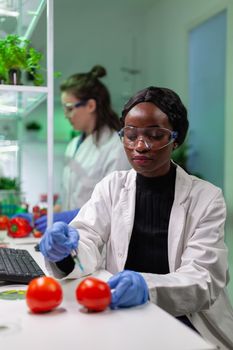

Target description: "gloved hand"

left=34, top=209, right=79, bottom=233
left=39, top=221, right=79, bottom=262
left=108, top=270, right=149, bottom=309
left=12, top=212, right=33, bottom=225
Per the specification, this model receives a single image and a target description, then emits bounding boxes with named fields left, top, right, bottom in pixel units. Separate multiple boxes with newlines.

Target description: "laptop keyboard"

left=0, top=247, right=45, bottom=284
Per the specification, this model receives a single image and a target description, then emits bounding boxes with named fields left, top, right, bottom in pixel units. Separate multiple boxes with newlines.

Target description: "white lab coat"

left=46, top=165, right=233, bottom=350
left=61, top=126, right=131, bottom=210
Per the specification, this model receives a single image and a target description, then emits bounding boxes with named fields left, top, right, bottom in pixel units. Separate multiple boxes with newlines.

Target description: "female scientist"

left=34, top=65, right=130, bottom=232
left=40, top=86, right=233, bottom=350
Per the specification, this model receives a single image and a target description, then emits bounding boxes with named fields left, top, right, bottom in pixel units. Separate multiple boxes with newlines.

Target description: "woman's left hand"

left=107, top=270, right=149, bottom=309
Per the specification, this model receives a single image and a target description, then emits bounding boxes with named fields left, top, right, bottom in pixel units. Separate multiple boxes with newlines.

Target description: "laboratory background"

left=0, top=0, right=233, bottom=303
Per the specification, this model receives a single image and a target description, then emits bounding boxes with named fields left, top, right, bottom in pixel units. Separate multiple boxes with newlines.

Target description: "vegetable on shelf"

left=0, top=215, right=9, bottom=230
left=32, top=229, right=43, bottom=238
left=32, top=205, right=47, bottom=220
left=8, top=217, right=32, bottom=238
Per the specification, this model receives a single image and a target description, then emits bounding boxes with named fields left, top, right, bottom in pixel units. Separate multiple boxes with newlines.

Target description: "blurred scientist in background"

left=33, top=65, right=130, bottom=232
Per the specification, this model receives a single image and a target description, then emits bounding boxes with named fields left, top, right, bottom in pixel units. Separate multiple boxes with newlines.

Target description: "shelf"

left=0, top=139, right=19, bottom=181
left=0, top=0, right=55, bottom=227
left=0, top=85, right=48, bottom=93
left=0, top=0, right=46, bottom=39
left=0, top=139, right=18, bottom=152
left=0, top=0, right=48, bottom=118
left=0, top=88, right=47, bottom=117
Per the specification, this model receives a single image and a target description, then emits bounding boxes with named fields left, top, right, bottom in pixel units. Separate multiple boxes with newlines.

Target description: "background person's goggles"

left=62, top=100, right=87, bottom=113
left=119, top=126, right=178, bottom=150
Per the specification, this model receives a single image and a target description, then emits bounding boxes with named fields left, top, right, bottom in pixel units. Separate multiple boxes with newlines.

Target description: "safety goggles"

left=62, top=100, right=87, bottom=113
left=119, top=126, right=178, bottom=150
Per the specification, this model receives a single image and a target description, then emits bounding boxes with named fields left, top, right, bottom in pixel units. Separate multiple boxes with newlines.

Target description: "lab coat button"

left=118, top=253, right=123, bottom=258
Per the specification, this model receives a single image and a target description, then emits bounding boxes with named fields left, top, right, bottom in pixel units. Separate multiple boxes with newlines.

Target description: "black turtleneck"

left=124, top=163, right=176, bottom=273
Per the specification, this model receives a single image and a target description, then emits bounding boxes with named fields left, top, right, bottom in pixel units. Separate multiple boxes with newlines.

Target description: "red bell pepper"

left=8, top=217, right=33, bottom=238
left=0, top=215, right=9, bottom=230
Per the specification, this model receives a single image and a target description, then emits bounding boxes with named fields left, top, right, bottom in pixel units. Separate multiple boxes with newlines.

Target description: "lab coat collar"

left=168, top=164, right=194, bottom=271
left=123, top=162, right=193, bottom=201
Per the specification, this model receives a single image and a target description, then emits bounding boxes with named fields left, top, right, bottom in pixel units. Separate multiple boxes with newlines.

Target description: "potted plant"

left=172, top=141, right=188, bottom=171
left=24, top=121, right=42, bottom=142
left=0, top=62, right=7, bottom=83
left=172, top=140, right=203, bottom=178
left=0, top=177, right=20, bottom=191
left=0, top=34, right=44, bottom=85
left=25, top=121, right=42, bottom=131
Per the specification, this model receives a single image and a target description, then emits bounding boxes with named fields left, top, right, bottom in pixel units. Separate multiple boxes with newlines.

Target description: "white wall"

left=54, top=2, right=147, bottom=112
left=32, top=0, right=149, bottom=113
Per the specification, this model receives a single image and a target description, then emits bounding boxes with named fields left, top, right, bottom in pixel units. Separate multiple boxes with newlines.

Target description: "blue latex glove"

left=108, top=270, right=149, bottom=309
left=12, top=212, right=33, bottom=225
left=35, top=209, right=79, bottom=233
left=39, top=221, right=79, bottom=262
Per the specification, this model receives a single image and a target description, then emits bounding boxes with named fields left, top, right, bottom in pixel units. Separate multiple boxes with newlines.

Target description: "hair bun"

left=90, top=65, right=107, bottom=79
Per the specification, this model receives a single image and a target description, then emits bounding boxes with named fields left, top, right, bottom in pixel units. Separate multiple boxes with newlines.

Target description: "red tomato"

left=0, top=215, right=9, bottom=230
left=76, top=277, right=111, bottom=312
left=26, top=276, right=63, bottom=313
left=32, top=205, right=40, bottom=213
left=33, top=229, right=43, bottom=238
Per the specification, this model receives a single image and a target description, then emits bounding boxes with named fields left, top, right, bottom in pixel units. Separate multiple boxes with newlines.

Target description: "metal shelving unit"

left=0, top=0, right=46, bottom=39
left=0, top=0, right=54, bottom=226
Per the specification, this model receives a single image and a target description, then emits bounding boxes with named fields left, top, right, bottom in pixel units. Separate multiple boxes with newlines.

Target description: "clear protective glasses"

left=62, top=100, right=87, bottom=113
left=119, top=126, right=178, bottom=150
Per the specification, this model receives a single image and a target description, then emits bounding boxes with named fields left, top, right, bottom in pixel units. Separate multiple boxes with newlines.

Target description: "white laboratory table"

left=0, top=236, right=216, bottom=350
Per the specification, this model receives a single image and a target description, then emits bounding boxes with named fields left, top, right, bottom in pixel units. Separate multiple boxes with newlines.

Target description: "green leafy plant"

left=172, top=141, right=188, bottom=171
left=0, top=34, right=44, bottom=85
left=0, top=62, right=7, bottom=82
left=25, top=121, right=42, bottom=131
left=0, top=177, right=20, bottom=190
left=172, top=140, right=204, bottom=179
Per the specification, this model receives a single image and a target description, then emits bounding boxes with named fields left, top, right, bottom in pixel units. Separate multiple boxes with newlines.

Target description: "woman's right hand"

left=39, top=221, right=79, bottom=262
